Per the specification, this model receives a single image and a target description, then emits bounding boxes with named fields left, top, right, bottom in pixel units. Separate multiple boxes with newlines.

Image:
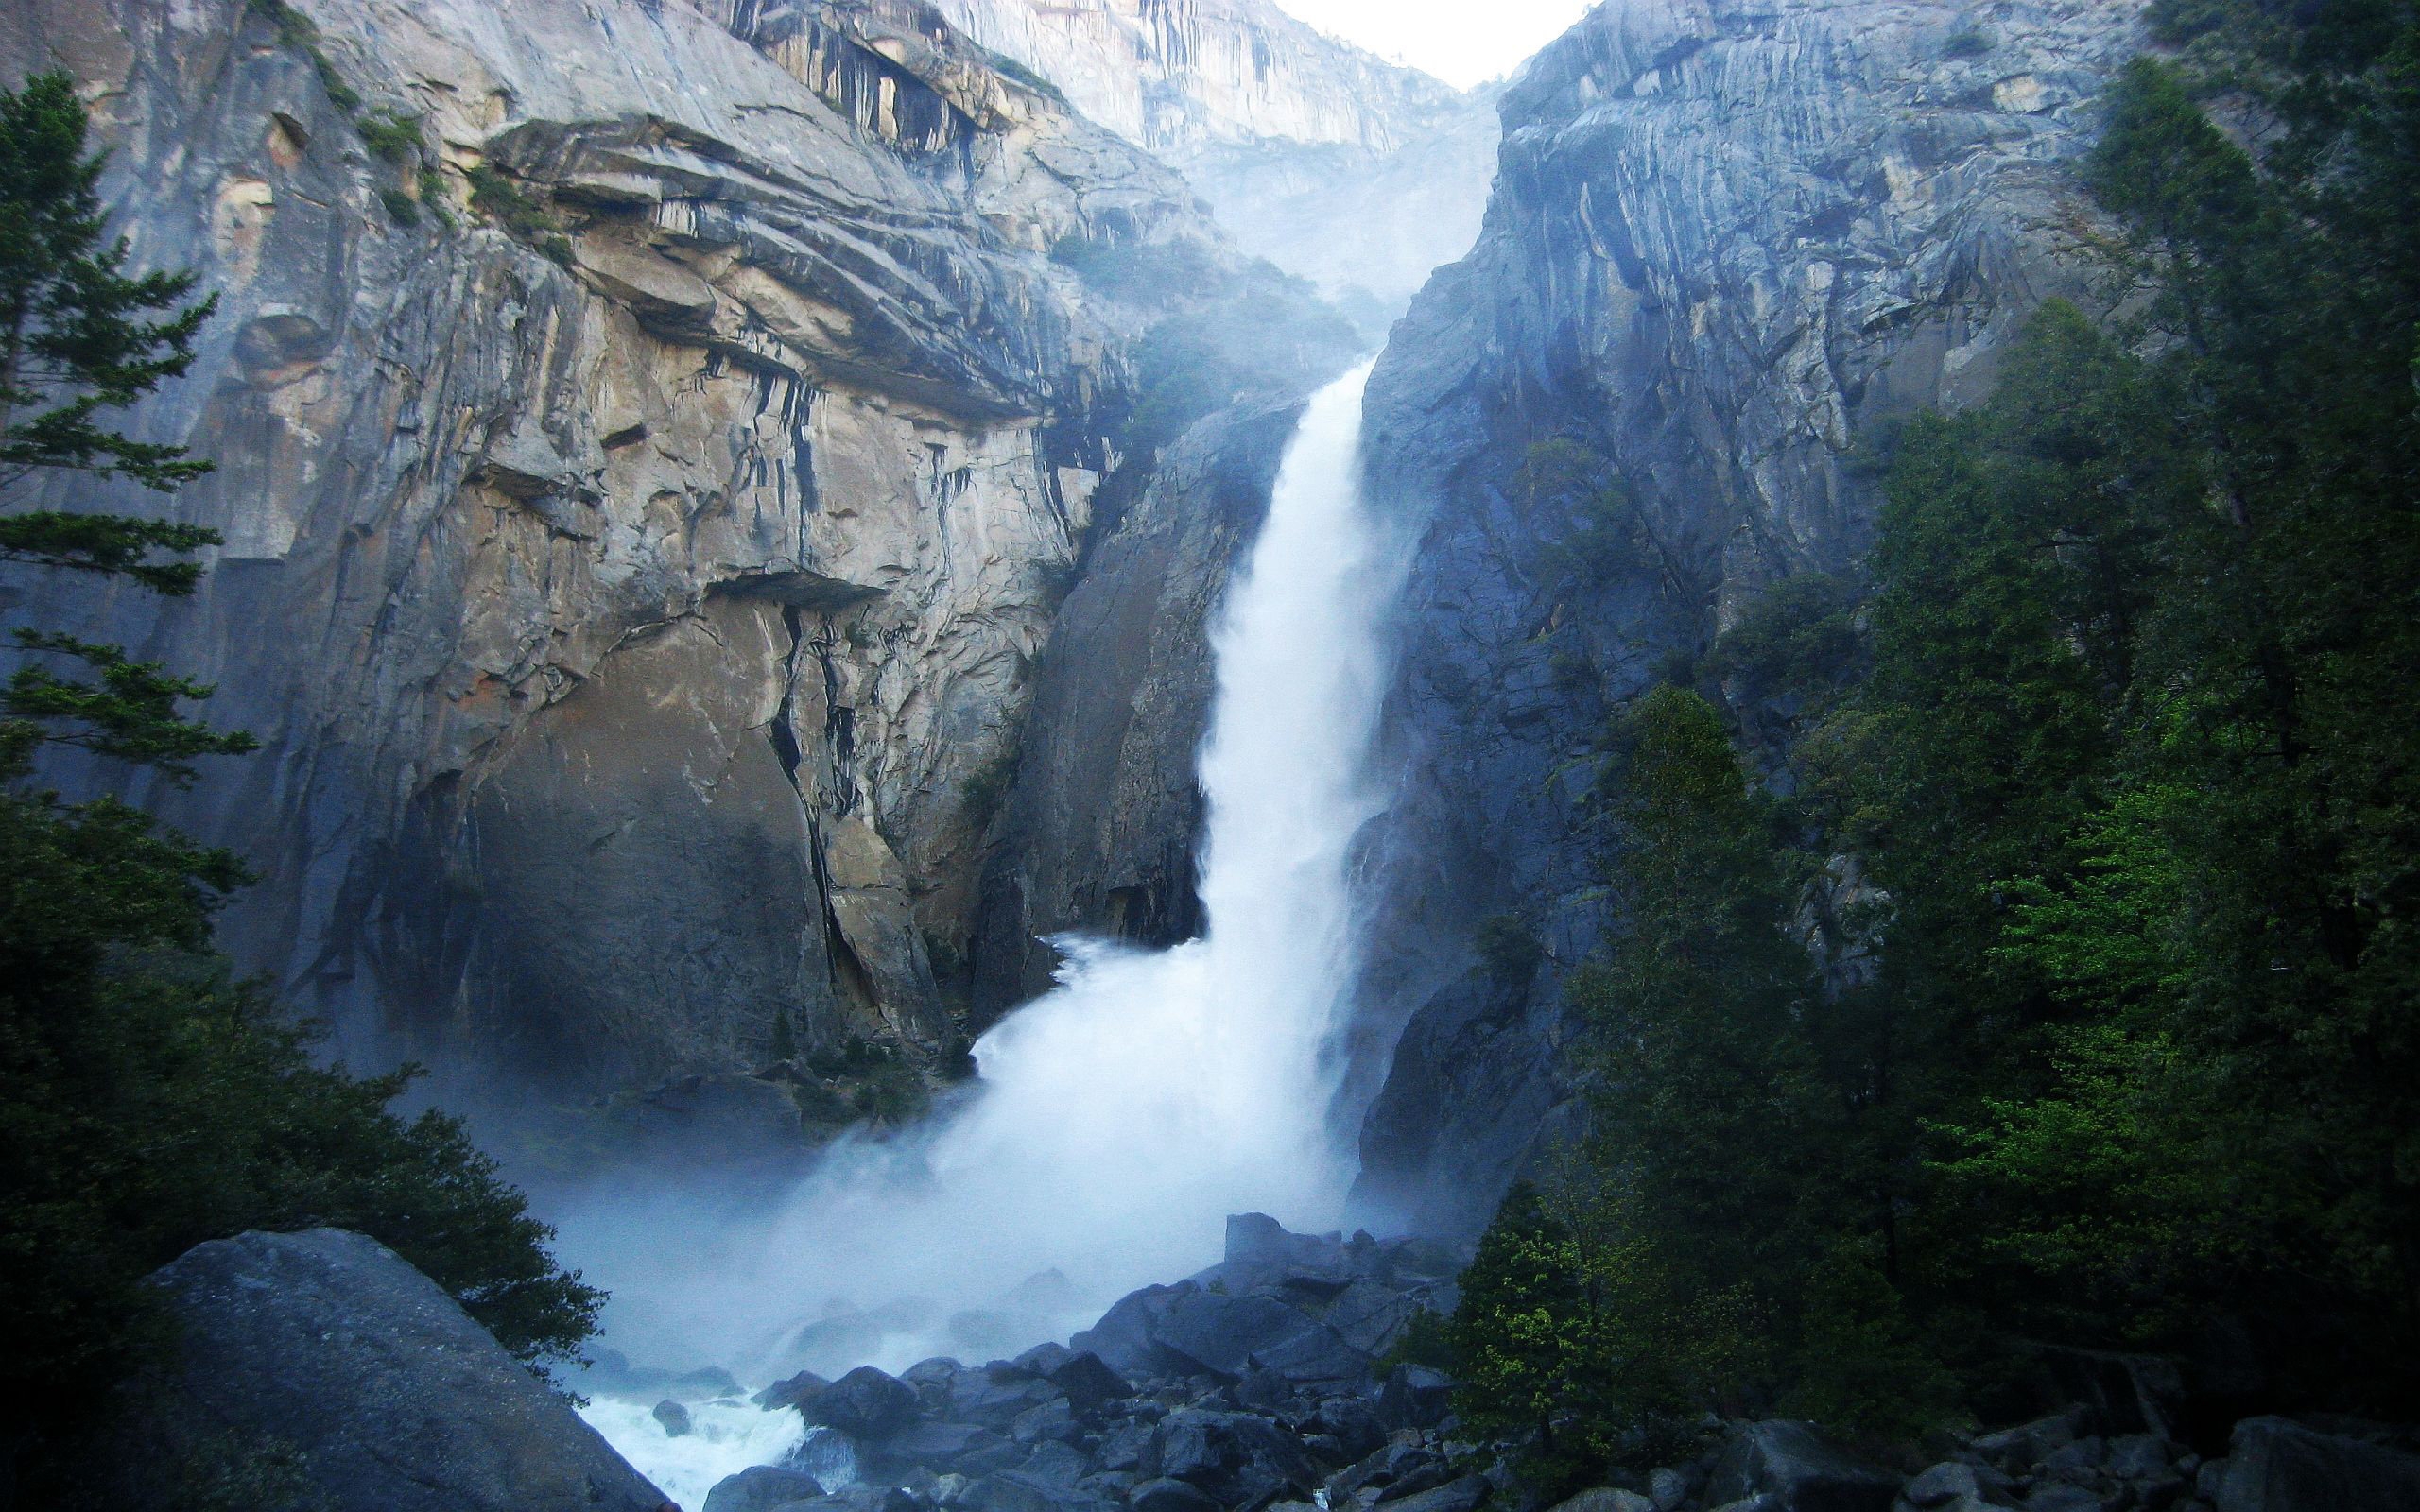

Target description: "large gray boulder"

left=1142, top=1408, right=1320, bottom=1507
left=2216, top=1417, right=2420, bottom=1512
left=1705, top=1421, right=1897, bottom=1512
left=141, top=1228, right=671, bottom=1512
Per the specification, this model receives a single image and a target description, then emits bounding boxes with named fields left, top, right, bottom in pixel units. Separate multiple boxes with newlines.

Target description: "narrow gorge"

left=5, top=1, right=2418, bottom=1510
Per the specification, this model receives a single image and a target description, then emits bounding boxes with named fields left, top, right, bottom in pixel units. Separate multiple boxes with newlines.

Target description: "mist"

left=556, top=360, right=1407, bottom=1407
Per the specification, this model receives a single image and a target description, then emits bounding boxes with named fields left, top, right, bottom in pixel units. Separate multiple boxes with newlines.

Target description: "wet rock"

left=1547, top=1491, right=1656, bottom=1512
left=1380, top=1475, right=1492, bottom=1512
left=1130, top=1477, right=1222, bottom=1512
left=707, top=1466, right=832, bottom=1512
left=1376, top=1365, right=1456, bottom=1431
left=130, top=1228, right=669, bottom=1512
left=1143, top=1407, right=1320, bottom=1507
left=1649, top=1468, right=1693, bottom=1512
left=1049, top=1352, right=1135, bottom=1417
left=1900, top=1463, right=1980, bottom=1507
left=1707, top=1420, right=1898, bottom=1512
left=761, top=1371, right=836, bottom=1411
left=2215, top=1417, right=2420, bottom=1512
left=653, top=1399, right=694, bottom=1437
left=804, top=1366, right=922, bottom=1439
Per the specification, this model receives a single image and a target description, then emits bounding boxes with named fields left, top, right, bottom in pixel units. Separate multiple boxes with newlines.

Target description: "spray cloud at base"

left=557, top=359, right=1407, bottom=1384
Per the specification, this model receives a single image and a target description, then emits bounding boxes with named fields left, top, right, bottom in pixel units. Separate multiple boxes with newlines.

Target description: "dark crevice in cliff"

left=769, top=604, right=810, bottom=798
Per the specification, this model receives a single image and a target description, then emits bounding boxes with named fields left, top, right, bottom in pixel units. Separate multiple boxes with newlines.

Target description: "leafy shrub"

left=375, top=184, right=419, bottom=224
left=1704, top=574, right=1863, bottom=704
left=466, top=164, right=573, bottom=264
left=356, top=109, right=423, bottom=164
left=1475, top=913, right=1544, bottom=987
left=1944, top=28, right=1995, bottom=58
left=247, top=0, right=361, bottom=111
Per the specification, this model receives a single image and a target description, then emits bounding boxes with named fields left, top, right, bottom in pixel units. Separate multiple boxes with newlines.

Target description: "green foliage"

left=418, top=166, right=455, bottom=228
left=0, top=74, right=600, bottom=1496
left=355, top=109, right=423, bottom=164
left=1377, top=1306, right=1458, bottom=1373
left=0, top=74, right=217, bottom=494
left=1944, top=28, right=1996, bottom=58
left=466, top=163, right=572, bottom=264
left=1517, top=439, right=1648, bottom=593
left=1408, top=3, right=2420, bottom=1460
left=1474, top=913, right=1544, bottom=986
left=961, top=748, right=1019, bottom=824
left=376, top=184, right=419, bottom=224
left=246, top=0, right=361, bottom=111
left=851, top=1057, right=929, bottom=1125
left=1448, top=1177, right=1760, bottom=1488
left=1705, top=574, right=1862, bottom=708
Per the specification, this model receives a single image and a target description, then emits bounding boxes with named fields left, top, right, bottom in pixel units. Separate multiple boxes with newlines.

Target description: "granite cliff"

left=1349, top=0, right=2154, bottom=1228
left=927, top=0, right=1495, bottom=311
left=0, top=0, right=1344, bottom=1110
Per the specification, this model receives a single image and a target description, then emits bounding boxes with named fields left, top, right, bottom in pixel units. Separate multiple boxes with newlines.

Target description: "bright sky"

left=1273, top=0, right=1600, bottom=90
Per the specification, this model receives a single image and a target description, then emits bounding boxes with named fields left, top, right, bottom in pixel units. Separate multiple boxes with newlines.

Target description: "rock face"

left=933, top=0, right=1495, bottom=310
left=133, top=1228, right=670, bottom=1512
left=970, top=395, right=1337, bottom=1015
left=0, top=0, right=1284, bottom=1104
left=2213, top=1418, right=2420, bottom=1512
left=1348, top=0, right=2152, bottom=1230
left=928, top=0, right=1461, bottom=161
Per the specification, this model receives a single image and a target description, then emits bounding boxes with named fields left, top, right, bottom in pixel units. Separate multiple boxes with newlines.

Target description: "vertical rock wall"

left=0, top=0, right=1251, bottom=1099
left=1350, top=0, right=2152, bottom=1229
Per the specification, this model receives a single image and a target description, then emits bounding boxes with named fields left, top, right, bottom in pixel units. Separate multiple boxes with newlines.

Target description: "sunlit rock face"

left=931, top=0, right=1495, bottom=310
left=1350, top=0, right=2152, bottom=1229
left=0, top=0, right=1244, bottom=1097
left=928, top=0, right=1461, bottom=158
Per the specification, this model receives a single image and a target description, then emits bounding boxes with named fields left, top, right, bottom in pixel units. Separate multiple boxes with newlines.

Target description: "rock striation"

left=930, top=0, right=1495, bottom=312
left=926, top=0, right=1462, bottom=163
left=0, top=0, right=1303, bottom=1108
left=1349, top=0, right=2152, bottom=1228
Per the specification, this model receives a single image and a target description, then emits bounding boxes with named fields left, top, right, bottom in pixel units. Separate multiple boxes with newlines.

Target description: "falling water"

left=579, top=359, right=1402, bottom=1491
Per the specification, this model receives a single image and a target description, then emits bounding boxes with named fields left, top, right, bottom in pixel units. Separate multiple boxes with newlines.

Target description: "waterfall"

left=576, top=357, right=1401, bottom=1416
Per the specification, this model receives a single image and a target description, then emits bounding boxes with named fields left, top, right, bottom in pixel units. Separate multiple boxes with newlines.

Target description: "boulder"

left=654, top=1399, right=695, bottom=1436
left=707, top=1466, right=838, bottom=1512
left=1380, top=1476, right=1491, bottom=1512
left=1144, top=1407, right=1320, bottom=1507
left=1049, top=1351, right=1135, bottom=1416
left=1648, top=1469, right=1693, bottom=1512
left=1899, top=1464, right=1979, bottom=1507
left=1155, top=1290, right=1322, bottom=1379
left=1706, top=1421, right=1898, bottom=1512
left=134, top=1228, right=670, bottom=1512
left=1131, top=1477, right=1223, bottom=1512
left=2215, top=1417, right=2420, bottom=1512
left=1074, top=1283, right=1200, bottom=1379
left=804, top=1366, right=922, bottom=1438
left=760, top=1369, right=835, bottom=1410
left=1547, top=1492, right=1656, bottom=1512
left=1376, top=1365, right=1456, bottom=1431
left=1313, top=1397, right=1389, bottom=1461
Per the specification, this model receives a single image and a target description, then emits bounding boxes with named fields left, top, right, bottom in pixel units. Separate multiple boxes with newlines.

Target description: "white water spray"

left=578, top=360, right=1401, bottom=1488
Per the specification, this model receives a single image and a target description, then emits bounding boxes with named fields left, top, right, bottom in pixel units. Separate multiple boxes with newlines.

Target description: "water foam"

left=578, top=360, right=1402, bottom=1480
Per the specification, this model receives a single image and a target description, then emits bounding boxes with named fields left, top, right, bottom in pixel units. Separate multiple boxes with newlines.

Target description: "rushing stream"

left=579, top=359, right=1402, bottom=1500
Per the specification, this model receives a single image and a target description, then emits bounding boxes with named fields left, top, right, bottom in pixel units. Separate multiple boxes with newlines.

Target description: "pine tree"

left=0, top=70, right=251, bottom=781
